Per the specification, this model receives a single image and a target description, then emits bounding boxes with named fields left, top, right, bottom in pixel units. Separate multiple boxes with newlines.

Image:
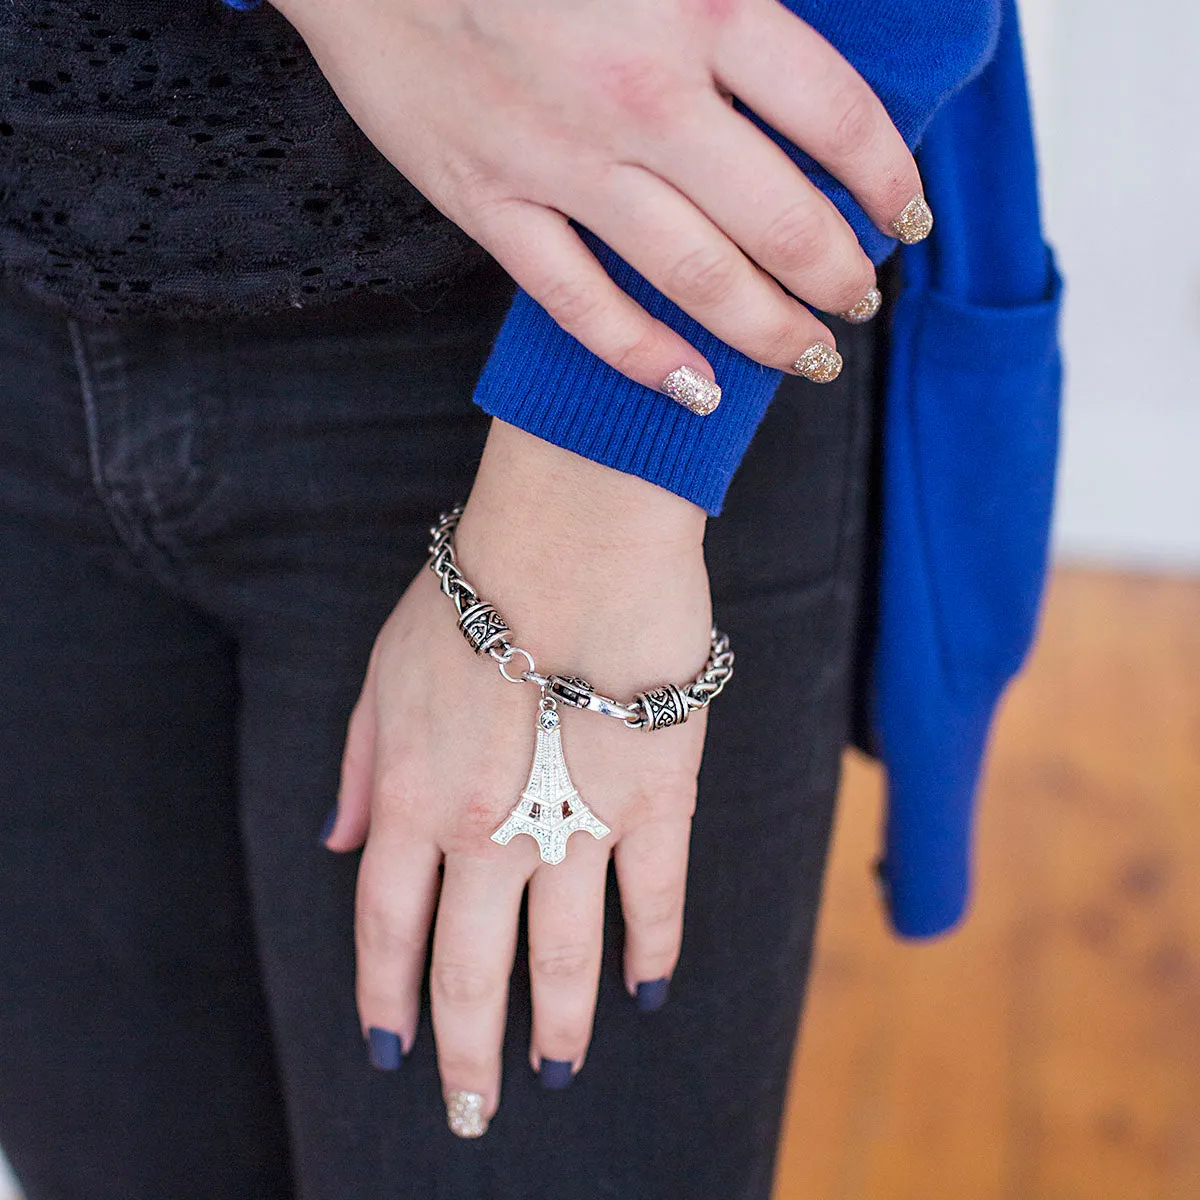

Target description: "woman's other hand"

left=270, top=0, right=925, bottom=396
left=324, top=420, right=712, bottom=1133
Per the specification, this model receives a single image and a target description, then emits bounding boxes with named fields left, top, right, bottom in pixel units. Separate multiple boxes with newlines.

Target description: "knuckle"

left=431, top=960, right=499, bottom=1008
left=628, top=885, right=684, bottom=936
left=761, top=202, right=826, bottom=277
left=443, top=159, right=506, bottom=212
left=356, top=903, right=423, bottom=962
left=530, top=947, right=593, bottom=984
left=826, top=86, right=878, bottom=159
left=662, top=245, right=739, bottom=307
left=433, top=162, right=511, bottom=231
left=538, top=276, right=609, bottom=334
left=449, top=788, right=511, bottom=846
left=598, top=57, right=689, bottom=132
left=698, top=0, right=745, bottom=26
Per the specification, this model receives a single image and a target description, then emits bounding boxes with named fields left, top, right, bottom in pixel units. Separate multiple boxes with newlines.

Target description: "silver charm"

left=456, top=600, right=510, bottom=656
left=490, top=696, right=610, bottom=864
left=634, top=682, right=690, bottom=731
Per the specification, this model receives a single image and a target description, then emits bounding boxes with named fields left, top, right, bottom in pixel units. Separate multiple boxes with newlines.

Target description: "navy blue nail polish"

left=539, top=1059, right=573, bottom=1090
left=319, top=806, right=337, bottom=844
left=635, top=977, right=670, bottom=1013
left=367, top=1027, right=403, bottom=1070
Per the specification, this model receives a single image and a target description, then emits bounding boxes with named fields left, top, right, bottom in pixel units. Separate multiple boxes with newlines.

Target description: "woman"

left=0, top=0, right=1058, bottom=1195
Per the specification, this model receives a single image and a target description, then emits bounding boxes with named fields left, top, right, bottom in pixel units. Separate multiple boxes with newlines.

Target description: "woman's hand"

left=325, top=420, right=712, bottom=1134
left=271, top=0, right=925, bottom=396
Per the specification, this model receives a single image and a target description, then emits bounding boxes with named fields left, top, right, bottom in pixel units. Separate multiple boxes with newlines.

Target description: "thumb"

left=324, top=685, right=375, bottom=852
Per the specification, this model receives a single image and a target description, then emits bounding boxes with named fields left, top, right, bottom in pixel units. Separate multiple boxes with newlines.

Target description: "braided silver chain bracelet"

left=427, top=504, right=734, bottom=864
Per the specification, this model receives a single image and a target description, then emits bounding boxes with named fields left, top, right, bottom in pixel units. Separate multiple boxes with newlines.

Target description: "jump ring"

left=497, top=646, right=536, bottom=685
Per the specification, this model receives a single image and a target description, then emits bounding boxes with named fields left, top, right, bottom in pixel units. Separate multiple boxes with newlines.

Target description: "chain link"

left=427, top=504, right=734, bottom=730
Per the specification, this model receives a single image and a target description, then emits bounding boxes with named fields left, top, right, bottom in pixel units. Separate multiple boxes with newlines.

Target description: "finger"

left=648, top=91, right=880, bottom=319
left=326, top=688, right=375, bottom=852
left=472, top=198, right=725, bottom=414
left=717, top=0, right=930, bottom=242
left=526, top=834, right=609, bottom=1089
left=430, top=852, right=529, bottom=1136
left=574, top=166, right=844, bottom=381
left=614, top=816, right=692, bottom=1013
left=354, top=826, right=441, bottom=1069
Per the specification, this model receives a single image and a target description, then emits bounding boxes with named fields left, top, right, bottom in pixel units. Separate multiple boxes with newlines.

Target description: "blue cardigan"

left=474, top=0, right=1063, bottom=940
left=228, top=0, right=1064, bottom=938
left=865, top=2, right=1062, bottom=937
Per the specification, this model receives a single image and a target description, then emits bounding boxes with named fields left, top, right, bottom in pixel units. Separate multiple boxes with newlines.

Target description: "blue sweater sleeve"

left=472, top=0, right=1002, bottom=515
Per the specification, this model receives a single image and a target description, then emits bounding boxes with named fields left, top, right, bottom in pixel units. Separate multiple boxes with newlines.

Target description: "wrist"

left=449, top=421, right=711, bottom=688
left=460, top=420, right=707, bottom=560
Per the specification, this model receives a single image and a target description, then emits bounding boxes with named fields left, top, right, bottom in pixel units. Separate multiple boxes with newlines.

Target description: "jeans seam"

left=67, top=316, right=160, bottom=567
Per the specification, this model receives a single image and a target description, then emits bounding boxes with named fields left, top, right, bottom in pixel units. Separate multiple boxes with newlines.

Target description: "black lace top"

left=0, top=0, right=489, bottom=323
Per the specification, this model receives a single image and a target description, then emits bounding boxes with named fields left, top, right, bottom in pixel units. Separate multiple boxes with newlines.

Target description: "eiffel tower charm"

left=490, top=697, right=610, bottom=864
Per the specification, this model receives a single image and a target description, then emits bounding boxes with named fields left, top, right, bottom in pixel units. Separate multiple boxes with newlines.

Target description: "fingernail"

left=366, top=1027, right=403, bottom=1071
left=446, top=1090, right=488, bottom=1138
left=539, top=1059, right=573, bottom=1091
left=635, top=977, right=670, bottom=1013
left=890, top=194, right=934, bottom=245
left=318, top=805, right=337, bottom=844
left=792, top=342, right=843, bottom=383
left=838, top=286, right=882, bottom=325
left=660, top=365, right=721, bottom=416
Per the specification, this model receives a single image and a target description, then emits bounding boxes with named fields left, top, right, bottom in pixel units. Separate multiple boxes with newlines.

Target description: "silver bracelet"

left=426, top=504, right=734, bottom=864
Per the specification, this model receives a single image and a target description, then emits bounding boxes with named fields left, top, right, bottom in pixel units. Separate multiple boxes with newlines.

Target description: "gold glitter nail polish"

left=890, top=195, right=934, bottom=245
left=446, top=1091, right=488, bottom=1139
left=660, top=365, right=721, bottom=416
left=792, top=342, right=843, bottom=383
left=839, top=286, right=882, bottom=324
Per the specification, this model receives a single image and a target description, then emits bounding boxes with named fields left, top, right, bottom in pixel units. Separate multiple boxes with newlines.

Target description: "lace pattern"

left=0, top=0, right=488, bottom=322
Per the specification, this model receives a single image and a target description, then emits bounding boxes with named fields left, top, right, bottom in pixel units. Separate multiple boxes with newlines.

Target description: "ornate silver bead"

left=457, top=601, right=510, bottom=656
left=635, top=683, right=690, bottom=731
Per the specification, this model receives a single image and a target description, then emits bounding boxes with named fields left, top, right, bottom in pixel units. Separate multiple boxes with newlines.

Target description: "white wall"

left=1021, top=0, right=1200, bottom=571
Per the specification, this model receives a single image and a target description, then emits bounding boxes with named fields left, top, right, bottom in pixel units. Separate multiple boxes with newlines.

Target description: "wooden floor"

left=774, top=568, right=1200, bottom=1200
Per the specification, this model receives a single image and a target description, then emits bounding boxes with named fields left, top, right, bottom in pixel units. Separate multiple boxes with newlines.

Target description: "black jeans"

left=0, top=258, right=879, bottom=1200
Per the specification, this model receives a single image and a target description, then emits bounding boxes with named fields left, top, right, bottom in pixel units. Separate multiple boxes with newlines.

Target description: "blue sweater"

left=228, top=0, right=1064, bottom=939
left=476, top=0, right=1063, bottom=940
left=870, top=2, right=1062, bottom=937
